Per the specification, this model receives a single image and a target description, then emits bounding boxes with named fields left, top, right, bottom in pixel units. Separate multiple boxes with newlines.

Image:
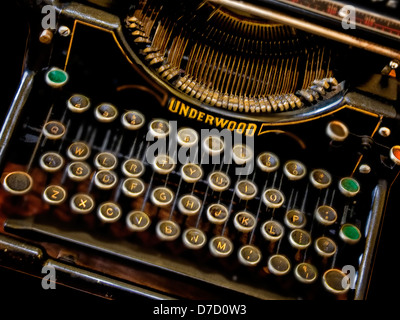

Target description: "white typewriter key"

left=233, top=211, right=256, bottom=233
left=122, top=110, right=145, bottom=130
left=182, top=228, right=206, bottom=249
left=126, top=211, right=151, bottom=232
left=315, top=205, right=337, bottom=226
left=261, top=220, right=284, bottom=242
left=153, top=154, right=176, bottom=175
left=177, top=127, right=199, bottom=147
left=67, top=141, right=91, bottom=161
left=284, top=209, right=307, bottom=229
left=294, top=263, right=318, bottom=284
left=232, top=144, right=253, bottom=165
left=67, top=94, right=91, bottom=113
left=238, top=245, right=262, bottom=266
left=209, top=236, right=233, bottom=258
left=207, top=203, right=229, bottom=224
left=40, top=152, right=64, bottom=172
left=208, top=171, right=230, bottom=192
left=178, top=194, right=201, bottom=215
left=95, top=103, right=118, bottom=123
left=94, top=170, right=118, bottom=189
left=268, top=254, right=291, bottom=276
left=149, top=119, right=170, bottom=139
left=94, top=152, right=117, bottom=170
left=257, top=152, right=280, bottom=173
left=288, top=229, right=311, bottom=250
left=122, top=158, right=145, bottom=178
left=151, top=187, right=174, bottom=207
left=314, top=237, right=337, bottom=258
left=43, top=121, right=66, bottom=140
left=235, top=180, right=258, bottom=200
left=2, top=171, right=33, bottom=195
left=122, top=178, right=145, bottom=198
left=67, top=162, right=91, bottom=181
left=156, top=220, right=181, bottom=241
left=181, top=163, right=203, bottom=183
left=283, top=160, right=306, bottom=181
left=43, top=185, right=67, bottom=205
left=262, top=188, right=285, bottom=208
left=322, top=269, right=351, bottom=295
left=70, top=194, right=95, bottom=214
left=326, top=120, right=349, bottom=141
left=310, top=169, right=332, bottom=189
left=97, top=202, right=122, bottom=223
left=203, top=135, right=224, bottom=156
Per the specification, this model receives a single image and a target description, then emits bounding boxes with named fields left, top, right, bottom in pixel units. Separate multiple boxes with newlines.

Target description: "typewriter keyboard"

left=0, top=65, right=375, bottom=300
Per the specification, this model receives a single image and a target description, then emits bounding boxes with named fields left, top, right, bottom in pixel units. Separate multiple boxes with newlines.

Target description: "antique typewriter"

left=0, top=0, right=399, bottom=301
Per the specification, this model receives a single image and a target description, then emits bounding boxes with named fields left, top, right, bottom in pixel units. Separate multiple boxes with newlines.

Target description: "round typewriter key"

left=97, top=202, right=122, bottom=223
left=70, top=194, right=94, bottom=214
left=268, top=254, right=291, bottom=276
left=45, top=67, right=68, bottom=88
left=284, top=209, right=307, bottom=229
left=208, top=171, right=230, bottom=192
left=43, top=121, right=66, bottom=140
left=310, top=169, right=332, bottom=189
left=95, top=103, right=118, bottom=122
left=181, top=163, right=203, bottom=183
left=182, top=228, right=206, bottom=249
left=315, top=205, right=337, bottom=226
left=339, top=224, right=361, bottom=244
left=315, top=236, right=337, bottom=258
left=3, top=171, right=33, bottom=195
left=390, top=145, right=400, bottom=165
left=262, top=188, right=285, bottom=208
left=322, top=269, right=351, bottom=294
left=178, top=194, right=201, bottom=216
left=43, top=185, right=67, bottom=205
left=294, top=263, right=318, bottom=284
left=67, top=162, right=91, bottom=181
left=257, top=152, right=279, bottom=173
left=289, top=229, right=311, bottom=250
left=40, top=152, right=64, bottom=172
left=94, top=152, right=117, bottom=170
left=67, top=141, right=90, bottom=161
left=235, top=180, right=258, bottom=200
left=207, top=203, right=229, bottom=224
left=149, top=119, right=170, bottom=139
left=203, top=135, right=224, bottom=156
left=122, top=110, right=145, bottom=130
left=153, top=154, right=176, bottom=175
left=283, top=160, right=306, bottom=181
left=156, top=220, right=181, bottom=241
left=261, top=220, right=284, bottom=242
left=122, top=178, right=145, bottom=198
left=122, top=158, right=144, bottom=178
left=177, top=128, right=198, bottom=147
left=339, top=177, right=360, bottom=197
left=238, top=245, right=262, bottom=266
left=67, top=94, right=91, bottom=113
left=232, top=144, right=253, bottom=165
left=94, top=170, right=118, bottom=190
left=233, top=211, right=256, bottom=233
left=126, top=211, right=151, bottom=232
left=209, top=236, right=233, bottom=258
left=151, top=187, right=174, bottom=207
left=326, top=120, right=349, bottom=142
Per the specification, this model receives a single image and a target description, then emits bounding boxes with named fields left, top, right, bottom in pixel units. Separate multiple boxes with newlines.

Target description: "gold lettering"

left=188, top=108, right=197, bottom=119
left=179, top=104, right=190, bottom=117
left=106, top=208, right=114, bottom=216
left=76, top=166, right=83, bottom=175
left=164, top=225, right=172, bottom=234
left=78, top=199, right=87, bottom=208
left=205, top=114, right=214, bottom=125
left=51, top=189, right=59, bottom=199
left=191, top=234, right=199, bottom=243
left=216, top=241, right=226, bottom=251
left=169, top=99, right=179, bottom=113
left=215, top=117, right=229, bottom=128
left=160, top=192, right=166, bottom=201
left=185, top=200, right=194, bottom=209
left=197, top=111, right=205, bottom=121
left=74, top=147, right=85, bottom=156
left=240, top=216, right=249, bottom=226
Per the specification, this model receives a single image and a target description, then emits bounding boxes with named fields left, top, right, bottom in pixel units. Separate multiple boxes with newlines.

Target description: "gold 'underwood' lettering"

left=168, top=99, right=256, bottom=136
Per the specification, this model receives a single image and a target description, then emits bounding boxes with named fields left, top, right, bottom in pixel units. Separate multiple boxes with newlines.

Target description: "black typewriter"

left=0, top=0, right=399, bottom=301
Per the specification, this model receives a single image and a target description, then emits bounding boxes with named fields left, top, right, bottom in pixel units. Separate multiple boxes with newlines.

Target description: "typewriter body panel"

left=0, top=0, right=399, bottom=300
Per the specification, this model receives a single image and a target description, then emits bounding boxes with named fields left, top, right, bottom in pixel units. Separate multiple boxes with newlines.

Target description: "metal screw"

left=58, top=25, right=71, bottom=37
